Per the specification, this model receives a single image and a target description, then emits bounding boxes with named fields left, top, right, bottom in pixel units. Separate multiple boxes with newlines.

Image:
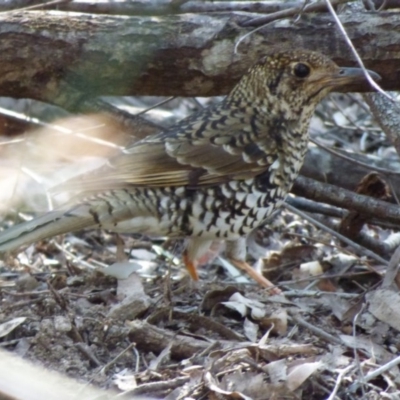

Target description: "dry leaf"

left=244, top=318, right=259, bottom=342
left=367, top=289, right=400, bottom=332
left=339, top=334, right=395, bottom=365
left=265, top=359, right=287, bottom=383
left=107, top=272, right=150, bottom=320
left=112, top=369, right=138, bottom=392
left=259, top=309, right=287, bottom=335
left=222, top=292, right=266, bottom=319
left=103, top=261, right=142, bottom=280
left=286, top=361, right=323, bottom=391
left=0, top=317, right=26, bottom=338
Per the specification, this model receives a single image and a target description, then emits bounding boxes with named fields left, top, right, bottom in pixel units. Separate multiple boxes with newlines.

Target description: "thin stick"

left=325, top=0, right=394, bottom=101
left=0, top=0, right=72, bottom=14
left=242, top=0, right=351, bottom=26
left=290, top=314, right=341, bottom=345
left=310, top=137, right=400, bottom=176
left=284, top=202, right=389, bottom=265
left=327, top=364, right=357, bottom=400
left=349, top=354, right=400, bottom=392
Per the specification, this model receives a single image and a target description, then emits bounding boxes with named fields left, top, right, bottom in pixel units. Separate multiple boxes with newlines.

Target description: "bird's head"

left=230, top=49, right=380, bottom=118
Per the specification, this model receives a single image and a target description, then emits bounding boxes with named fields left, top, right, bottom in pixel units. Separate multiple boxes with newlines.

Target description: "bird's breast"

left=187, top=177, right=284, bottom=239
left=187, top=145, right=307, bottom=239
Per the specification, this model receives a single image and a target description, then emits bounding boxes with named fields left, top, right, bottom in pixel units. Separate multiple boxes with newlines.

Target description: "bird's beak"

left=317, top=67, right=381, bottom=88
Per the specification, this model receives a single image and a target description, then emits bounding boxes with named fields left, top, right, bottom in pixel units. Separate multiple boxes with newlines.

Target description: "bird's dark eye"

left=293, top=63, right=311, bottom=78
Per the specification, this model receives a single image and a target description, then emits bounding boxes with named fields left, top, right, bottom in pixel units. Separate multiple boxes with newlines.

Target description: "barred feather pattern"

left=0, top=50, right=376, bottom=257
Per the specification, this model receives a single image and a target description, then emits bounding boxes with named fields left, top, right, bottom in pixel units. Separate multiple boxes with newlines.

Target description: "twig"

left=327, top=364, right=357, bottom=400
left=241, top=0, right=351, bottom=27
left=280, top=270, right=379, bottom=289
left=75, top=342, right=102, bottom=367
left=290, top=314, right=341, bottom=345
left=324, top=0, right=392, bottom=100
left=284, top=290, right=358, bottom=298
left=287, top=196, right=345, bottom=218
left=349, top=354, right=400, bottom=393
left=310, top=137, right=400, bottom=176
left=127, top=320, right=222, bottom=359
left=119, top=376, right=191, bottom=397
left=285, top=231, right=359, bottom=256
left=292, top=176, right=400, bottom=227
left=0, top=0, right=72, bottom=13
left=354, top=303, right=367, bottom=393
left=99, top=343, right=138, bottom=375
left=136, top=96, right=176, bottom=116
left=312, top=213, right=391, bottom=258
left=381, top=244, right=400, bottom=288
left=234, top=20, right=275, bottom=54
left=288, top=192, right=400, bottom=232
left=284, top=202, right=389, bottom=265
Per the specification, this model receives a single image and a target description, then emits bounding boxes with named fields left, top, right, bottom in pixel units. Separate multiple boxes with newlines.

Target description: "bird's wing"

left=59, top=107, right=277, bottom=192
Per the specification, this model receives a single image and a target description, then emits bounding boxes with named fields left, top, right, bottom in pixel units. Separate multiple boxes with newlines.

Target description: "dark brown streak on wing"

left=56, top=121, right=274, bottom=195
left=187, top=168, right=208, bottom=187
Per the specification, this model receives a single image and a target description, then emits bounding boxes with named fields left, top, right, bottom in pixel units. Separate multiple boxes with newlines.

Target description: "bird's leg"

left=226, top=238, right=281, bottom=295
left=182, top=252, right=199, bottom=280
left=183, top=238, right=224, bottom=280
left=183, top=237, right=281, bottom=294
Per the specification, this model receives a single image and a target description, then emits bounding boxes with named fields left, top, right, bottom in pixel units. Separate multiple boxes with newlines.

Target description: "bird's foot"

left=229, top=259, right=281, bottom=295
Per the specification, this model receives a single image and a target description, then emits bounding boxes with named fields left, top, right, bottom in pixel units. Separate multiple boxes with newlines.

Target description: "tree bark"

left=0, top=11, right=397, bottom=112
left=364, top=93, right=400, bottom=156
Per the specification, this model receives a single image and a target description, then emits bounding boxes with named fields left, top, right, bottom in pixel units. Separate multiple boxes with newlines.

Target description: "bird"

left=0, top=50, right=379, bottom=292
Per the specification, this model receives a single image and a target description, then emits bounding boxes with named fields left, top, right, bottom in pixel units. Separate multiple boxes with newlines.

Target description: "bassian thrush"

left=0, top=50, right=379, bottom=292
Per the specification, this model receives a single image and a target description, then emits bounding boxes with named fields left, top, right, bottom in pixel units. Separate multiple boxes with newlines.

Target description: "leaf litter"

left=1, top=94, right=400, bottom=399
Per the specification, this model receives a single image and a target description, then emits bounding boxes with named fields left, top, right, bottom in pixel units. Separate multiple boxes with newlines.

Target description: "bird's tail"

left=0, top=205, right=98, bottom=253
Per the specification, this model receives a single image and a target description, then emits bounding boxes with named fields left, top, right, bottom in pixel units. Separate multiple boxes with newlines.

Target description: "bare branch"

left=292, top=176, right=400, bottom=226
left=284, top=202, right=389, bottom=265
